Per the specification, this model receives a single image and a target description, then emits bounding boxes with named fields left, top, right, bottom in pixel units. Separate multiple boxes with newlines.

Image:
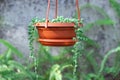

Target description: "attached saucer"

left=38, top=39, right=76, bottom=46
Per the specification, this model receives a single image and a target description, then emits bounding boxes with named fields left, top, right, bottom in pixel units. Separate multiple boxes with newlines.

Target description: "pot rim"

left=34, top=22, right=75, bottom=28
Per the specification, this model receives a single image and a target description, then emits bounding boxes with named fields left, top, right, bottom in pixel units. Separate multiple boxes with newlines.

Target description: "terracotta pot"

left=35, top=22, right=76, bottom=39
left=35, top=22, right=77, bottom=46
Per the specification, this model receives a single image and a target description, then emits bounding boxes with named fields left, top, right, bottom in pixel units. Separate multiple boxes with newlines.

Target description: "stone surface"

left=0, top=0, right=120, bottom=58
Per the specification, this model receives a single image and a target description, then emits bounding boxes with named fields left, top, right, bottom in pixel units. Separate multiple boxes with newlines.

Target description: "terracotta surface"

left=35, top=22, right=76, bottom=39
left=37, top=27, right=76, bottom=39
left=35, top=22, right=76, bottom=46
left=38, top=39, right=76, bottom=46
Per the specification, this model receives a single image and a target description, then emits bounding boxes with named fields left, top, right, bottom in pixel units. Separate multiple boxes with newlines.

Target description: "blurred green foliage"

left=0, top=39, right=37, bottom=80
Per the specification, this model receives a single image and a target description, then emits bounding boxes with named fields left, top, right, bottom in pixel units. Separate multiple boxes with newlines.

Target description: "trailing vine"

left=28, top=17, right=41, bottom=80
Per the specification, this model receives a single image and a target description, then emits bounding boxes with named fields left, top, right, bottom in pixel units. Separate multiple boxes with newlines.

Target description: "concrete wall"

left=0, top=0, right=120, bottom=57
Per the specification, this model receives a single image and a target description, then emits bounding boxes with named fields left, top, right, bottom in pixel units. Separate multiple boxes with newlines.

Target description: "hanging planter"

left=31, top=0, right=82, bottom=46
left=28, top=0, right=84, bottom=79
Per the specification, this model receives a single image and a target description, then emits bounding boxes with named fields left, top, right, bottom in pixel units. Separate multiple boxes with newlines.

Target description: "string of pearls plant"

left=28, top=19, right=39, bottom=80
left=28, top=16, right=83, bottom=80
left=72, top=28, right=85, bottom=80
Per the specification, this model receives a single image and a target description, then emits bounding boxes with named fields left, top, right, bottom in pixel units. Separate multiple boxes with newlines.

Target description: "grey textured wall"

left=0, top=0, right=120, bottom=57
